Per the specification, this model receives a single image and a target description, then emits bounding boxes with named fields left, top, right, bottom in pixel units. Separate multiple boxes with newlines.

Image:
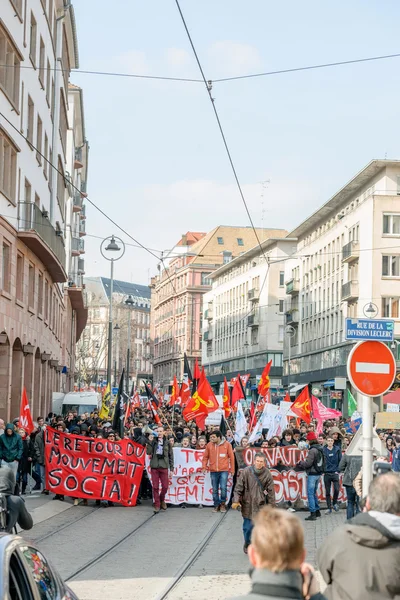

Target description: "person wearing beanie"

left=296, top=432, right=325, bottom=521
left=391, top=435, right=400, bottom=473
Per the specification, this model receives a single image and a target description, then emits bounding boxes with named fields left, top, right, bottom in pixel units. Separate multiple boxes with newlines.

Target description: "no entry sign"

left=347, top=341, right=396, bottom=397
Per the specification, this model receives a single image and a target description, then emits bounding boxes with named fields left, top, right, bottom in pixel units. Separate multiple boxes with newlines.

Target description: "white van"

left=62, top=391, right=101, bottom=416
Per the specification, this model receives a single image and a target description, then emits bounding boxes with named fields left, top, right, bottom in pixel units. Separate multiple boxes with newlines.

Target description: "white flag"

left=234, top=402, right=248, bottom=444
left=261, top=404, right=279, bottom=439
left=249, top=403, right=269, bottom=443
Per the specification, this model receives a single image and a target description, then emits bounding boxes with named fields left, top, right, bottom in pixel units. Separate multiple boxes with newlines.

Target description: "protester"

left=232, top=452, right=276, bottom=553
left=146, top=425, right=174, bottom=514
left=322, top=435, right=341, bottom=514
left=34, top=425, right=49, bottom=495
left=0, top=467, right=33, bottom=533
left=296, top=432, right=325, bottom=521
left=392, top=435, right=400, bottom=472
left=229, top=506, right=325, bottom=600
left=202, top=429, right=235, bottom=514
left=318, top=473, right=400, bottom=600
left=17, top=427, right=40, bottom=495
left=0, top=423, right=23, bottom=479
left=280, top=430, right=296, bottom=447
left=339, top=452, right=362, bottom=519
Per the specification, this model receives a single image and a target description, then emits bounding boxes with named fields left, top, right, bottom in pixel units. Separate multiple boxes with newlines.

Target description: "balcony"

left=285, top=310, right=299, bottom=325
left=73, top=193, right=83, bottom=213
left=79, top=238, right=85, bottom=254
left=247, top=313, right=259, bottom=327
left=248, top=288, right=260, bottom=301
left=80, top=204, right=86, bottom=220
left=341, top=280, right=359, bottom=301
left=71, top=237, right=80, bottom=257
left=77, top=258, right=85, bottom=274
left=18, top=202, right=67, bottom=282
left=79, top=220, right=86, bottom=237
left=74, top=147, right=83, bottom=170
left=203, top=330, right=212, bottom=341
left=205, top=307, right=213, bottom=320
left=68, top=272, right=83, bottom=288
left=286, top=278, right=300, bottom=295
left=342, top=240, right=360, bottom=263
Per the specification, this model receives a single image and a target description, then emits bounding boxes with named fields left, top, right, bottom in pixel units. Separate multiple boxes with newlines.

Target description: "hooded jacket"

left=228, top=568, right=326, bottom=600
left=318, top=511, right=400, bottom=600
left=297, top=441, right=324, bottom=475
left=202, top=437, right=235, bottom=473
left=339, top=454, right=362, bottom=487
left=0, top=467, right=33, bottom=533
left=0, top=425, right=23, bottom=462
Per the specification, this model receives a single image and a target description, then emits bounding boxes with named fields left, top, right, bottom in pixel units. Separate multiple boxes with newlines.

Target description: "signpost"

left=345, top=318, right=394, bottom=342
left=347, top=340, right=396, bottom=496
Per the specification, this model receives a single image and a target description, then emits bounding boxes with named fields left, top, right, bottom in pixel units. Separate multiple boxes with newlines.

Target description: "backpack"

left=0, top=493, right=8, bottom=531
left=313, top=448, right=326, bottom=474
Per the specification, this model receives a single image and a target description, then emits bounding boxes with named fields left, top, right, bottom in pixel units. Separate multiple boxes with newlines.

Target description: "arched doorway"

left=11, top=338, right=23, bottom=420
left=0, top=333, right=10, bottom=417
left=33, top=348, right=41, bottom=418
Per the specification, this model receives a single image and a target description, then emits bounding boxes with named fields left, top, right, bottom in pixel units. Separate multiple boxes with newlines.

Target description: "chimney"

left=181, top=233, right=187, bottom=246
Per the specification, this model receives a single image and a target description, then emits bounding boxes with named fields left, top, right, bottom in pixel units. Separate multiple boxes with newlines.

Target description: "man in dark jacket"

left=146, top=425, right=174, bottom=514
left=318, top=472, right=400, bottom=600
left=296, top=432, right=325, bottom=521
left=392, top=435, right=400, bottom=472
left=232, top=453, right=276, bottom=554
left=322, top=435, right=342, bottom=514
left=339, top=453, right=362, bottom=519
left=0, top=467, right=33, bottom=533
left=229, top=506, right=326, bottom=600
left=0, top=423, right=23, bottom=478
left=34, top=427, right=49, bottom=495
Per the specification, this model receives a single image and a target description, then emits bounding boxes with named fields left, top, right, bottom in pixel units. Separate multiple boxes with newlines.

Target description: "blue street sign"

left=345, top=318, right=395, bottom=341
left=112, top=387, right=119, bottom=395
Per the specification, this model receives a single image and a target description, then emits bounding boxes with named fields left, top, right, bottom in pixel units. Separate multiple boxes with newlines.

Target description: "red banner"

left=44, top=428, right=145, bottom=506
left=236, top=446, right=307, bottom=468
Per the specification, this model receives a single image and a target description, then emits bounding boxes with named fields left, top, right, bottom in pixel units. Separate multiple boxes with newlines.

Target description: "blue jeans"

left=307, top=474, right=321, bottom=513
left=210, top=471, right=228, bottom=507
left=345, top=485, right=360, bottom=520
left=243, top=518, right=253, bottom=545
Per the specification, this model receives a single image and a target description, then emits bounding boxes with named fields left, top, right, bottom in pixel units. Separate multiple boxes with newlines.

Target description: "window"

left=2, top=241, right=10, bottom=293
left=382, top=297, right=399, bottom=318
left=24, top=178, right=31, bottom=204
left=44, top=279, right=49, bottom=319
left=383, top=214, right=400, bottom=235
left=57, top=156, right=65, bottom=213
left=46, top=59, right=51, bottom=105
left=0, top=23, right=21, bottom=108
left=59, top=90, right=68, bottom=153
left=43, top=133, right=48, bottom=178
left=29, top=13, right=37, bottom=66
left=34, top=193, right=40, bottom=207
left=16, top=253, right=23, bottom=302
left=10, top=0, right=23, bottom=18
left=38, top=272, right=43, bottom=314
left=27, top=95, right=34, bottom=144
left=279, top=271, right=285, bottom=287
left=237, top=238, right=244, bottom=246
left=201, top=273, right=211, bottom=285
left=50, top=77, right=54, bottom=120
left=217, top=237, right=224, bottom=245
left=39, top=37, right=45, bottom=88
left=48, top=146, right=53, bottom=189
left=28, top=263, right=34, bottom=308
left=0, top=129, right=18, bottom=203
left=21, top=545, right=58, bottom=599
left=279, top=299, right=284, bottom=313
left=36, top=115, right=42, bottom=164
left=382, top=255, right=400, bottom=277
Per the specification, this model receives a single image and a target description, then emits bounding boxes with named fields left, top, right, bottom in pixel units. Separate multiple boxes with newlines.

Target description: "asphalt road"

left=20, top=493, right=346, bottom=600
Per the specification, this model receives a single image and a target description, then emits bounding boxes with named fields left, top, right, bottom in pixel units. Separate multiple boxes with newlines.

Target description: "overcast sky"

left=72, top=0, right=400, bottom=285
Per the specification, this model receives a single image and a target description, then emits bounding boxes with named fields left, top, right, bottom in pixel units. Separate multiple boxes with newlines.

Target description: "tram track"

left=34, top=506, right=101, bottom=543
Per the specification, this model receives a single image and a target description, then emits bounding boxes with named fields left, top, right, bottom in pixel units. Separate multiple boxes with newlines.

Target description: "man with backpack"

left=296, top=432, right=325, bottom=521
left=231, top=452, right=276, bottom=554
left=0, top=466, right=33, bottom=533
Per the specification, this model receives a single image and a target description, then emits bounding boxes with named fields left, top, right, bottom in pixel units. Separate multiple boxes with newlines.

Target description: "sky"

left=71, top=0, right=400, bottom=285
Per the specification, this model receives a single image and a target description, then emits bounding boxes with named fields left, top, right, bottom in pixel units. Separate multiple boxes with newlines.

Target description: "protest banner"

left=375, top=412, right=400, bottom=429
left=145, top=448, right=233, bottom=506
left=44, top=428, right=145, bottom=506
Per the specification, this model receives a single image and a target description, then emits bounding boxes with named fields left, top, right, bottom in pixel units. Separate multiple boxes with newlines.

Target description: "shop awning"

left=288, top=383, right=307, bottom=395
left=323, top=380, right=335, bottom=387
left=383, top=389, right=400, bottom=404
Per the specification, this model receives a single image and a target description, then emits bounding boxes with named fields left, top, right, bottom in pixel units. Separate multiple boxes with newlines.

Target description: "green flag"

left=348, top=389, right=357, bottom=417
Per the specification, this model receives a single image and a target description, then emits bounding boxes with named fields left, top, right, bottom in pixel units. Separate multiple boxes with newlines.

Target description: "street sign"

left=112, top=387, right=118, bottom=395
left=347, top=341, right=396, bottom=396
left=345, top=318, right=394, bottom=342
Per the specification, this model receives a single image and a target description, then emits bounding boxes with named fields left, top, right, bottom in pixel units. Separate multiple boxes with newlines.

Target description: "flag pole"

left=249, top=394, right=262, bottom=433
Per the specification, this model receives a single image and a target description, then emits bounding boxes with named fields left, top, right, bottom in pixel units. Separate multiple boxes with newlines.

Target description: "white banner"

left=146, top=448, right=233, bottom=506
left=386, top=403, right=400, bottom=413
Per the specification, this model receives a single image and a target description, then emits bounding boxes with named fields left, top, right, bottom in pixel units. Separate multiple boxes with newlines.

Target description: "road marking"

left=355, top=362, right=390, bottom=374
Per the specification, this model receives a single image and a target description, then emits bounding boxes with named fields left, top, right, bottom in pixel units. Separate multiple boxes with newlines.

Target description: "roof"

left=84, top=277, right=151, bottom=308
left=176, top=232, right=206, bottom=246
left=288, top=159, right=400, bottom=240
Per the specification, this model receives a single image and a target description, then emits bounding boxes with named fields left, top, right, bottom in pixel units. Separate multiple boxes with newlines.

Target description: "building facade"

left=283, top=159, right=400, bottom=407
left=202, top=237, right=296, bottom=397
left=151, top=226, right=288, bottom=389
left=77, top=277, right=151, bottom=390
left=0, top=1, right=88, bottom=420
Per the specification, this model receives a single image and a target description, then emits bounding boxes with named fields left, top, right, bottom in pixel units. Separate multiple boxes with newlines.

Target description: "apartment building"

left=0, top=1, right=88, bottom=420
left=150, top=226, right=288, bottom=389
left=77, top=277, right=151, bottom=390
left=283, top=159, right=400, bottom=406
left=202, top=237, right=295, bottom=397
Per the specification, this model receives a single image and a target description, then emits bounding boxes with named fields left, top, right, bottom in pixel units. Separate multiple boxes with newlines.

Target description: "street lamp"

left=125, top=294, right=135, bottom=394
left=100, top=235, right=125, bottom=388
left=285, top=325, right=296, bottom=390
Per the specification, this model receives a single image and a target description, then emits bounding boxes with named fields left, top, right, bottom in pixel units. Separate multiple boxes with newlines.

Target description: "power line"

left=212, top=52, right=400, bottom=83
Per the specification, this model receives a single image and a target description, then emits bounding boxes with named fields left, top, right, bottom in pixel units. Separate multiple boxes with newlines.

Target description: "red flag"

left=193, top=358, right=201, bottom=380
left=222, top=377, right=231, bottom=418
left=231, top=374, right=245, bottom=409
left=149, top=400, right=162, bottom=425
left=19, top=387, right=34, bottom=434
left=257, top=360, right=272, bottom=397
left=183, top=376, right=219, bottom=423
left=179, top=375, right=191, bottom=407
left=283, top=391, right=291, bottom=403
left=199, top=366, right=206, bottom=385
left=169, top=375, right=180, bottom=406
left=131, top=392, right=141, bottom=409
left=290, top=386, right=312, bottom=424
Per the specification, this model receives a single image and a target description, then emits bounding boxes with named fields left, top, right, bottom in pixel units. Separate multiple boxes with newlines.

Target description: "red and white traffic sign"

left=347, top=340, right=396, bottom=397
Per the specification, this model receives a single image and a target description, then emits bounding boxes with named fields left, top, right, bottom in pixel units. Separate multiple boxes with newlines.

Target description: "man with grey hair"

left=318, top=472, right=400, bottom=599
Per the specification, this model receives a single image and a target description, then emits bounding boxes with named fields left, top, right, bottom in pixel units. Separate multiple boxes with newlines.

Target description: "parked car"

left=0, top=533, right=78, bottom=599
